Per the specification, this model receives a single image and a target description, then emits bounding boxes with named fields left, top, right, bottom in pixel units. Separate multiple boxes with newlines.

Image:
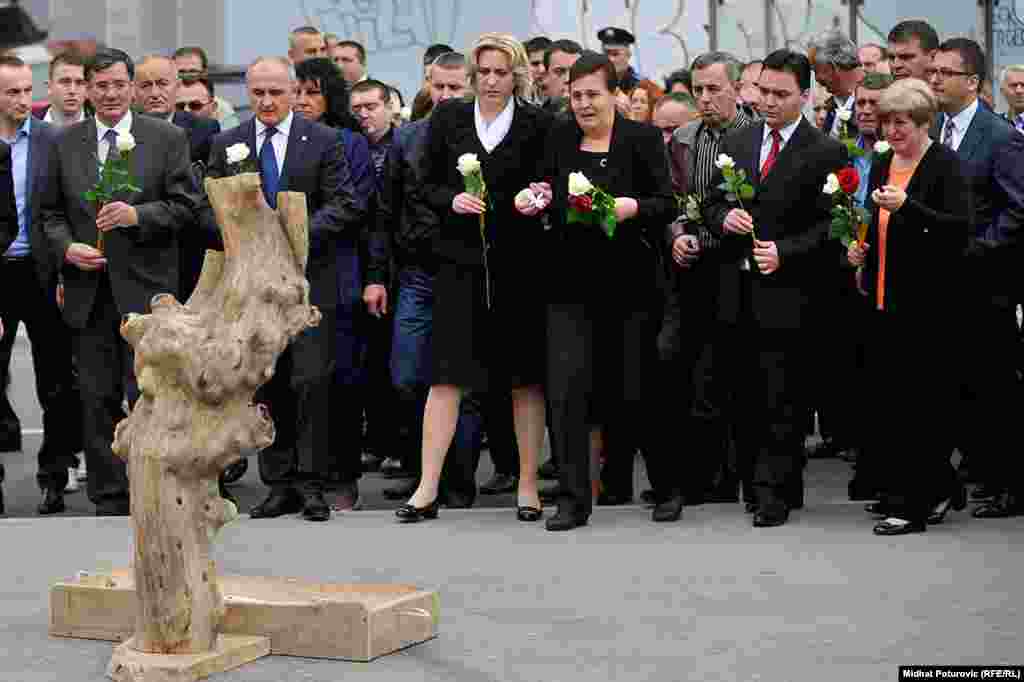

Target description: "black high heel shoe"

left=516, top=505, right=543, bottom=522
left=395, top=498, right=440, bottom=523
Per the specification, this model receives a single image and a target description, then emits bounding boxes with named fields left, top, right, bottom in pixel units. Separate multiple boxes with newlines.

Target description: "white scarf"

left=474, top=97, right=514, bottom=153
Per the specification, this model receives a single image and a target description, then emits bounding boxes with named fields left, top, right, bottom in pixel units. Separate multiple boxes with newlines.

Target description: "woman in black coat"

left=520, top=52, right=675, bottom=530
left=848, top=78, right=971, bottom=535
left=396, top=33, right=553, bottom=523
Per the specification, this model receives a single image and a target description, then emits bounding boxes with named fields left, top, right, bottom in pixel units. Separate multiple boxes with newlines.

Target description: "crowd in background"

left=0, top=15, right=1022, bottom=535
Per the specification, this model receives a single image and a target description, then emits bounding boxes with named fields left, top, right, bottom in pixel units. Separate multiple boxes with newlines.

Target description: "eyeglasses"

left=925, top=68, right=973, bottom=80
left=176, top=100, right=208, bottom=112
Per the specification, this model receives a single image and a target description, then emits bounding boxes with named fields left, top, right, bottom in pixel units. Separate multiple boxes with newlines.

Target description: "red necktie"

left=760, top=129, right=782, bottom=180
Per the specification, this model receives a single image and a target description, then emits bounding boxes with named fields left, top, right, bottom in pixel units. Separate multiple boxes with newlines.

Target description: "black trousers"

left=662, top=262, right=731, bottom=502
left=0, top=258, right=81, bottom=490
left=866, top=311, right=959, bottom=522
left=73, top=277, right=136, bottom=505
left=959, top=298, right=1021, bottom=495
left=258, top=306, right=337, bottom=493
left=546, top=302, right=662, bottom=515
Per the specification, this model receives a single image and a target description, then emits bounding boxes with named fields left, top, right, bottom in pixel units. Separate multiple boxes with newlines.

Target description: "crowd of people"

left=0, top=16, right=1022, bottom=535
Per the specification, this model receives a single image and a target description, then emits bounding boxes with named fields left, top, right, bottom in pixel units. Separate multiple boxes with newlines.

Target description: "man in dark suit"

left=0, top=56, right=82, bottom=514
left=41, top=48, right=195, bottom=516
left=928, top=39, right=1024, bottom=518
left=0, top=139, right=12, bottom=513
left=201, top=56, right=363, bottom=522
left=134, top=54, right=221, bottom=308
left=808, top=28, right=863, bottom=141
left=703, top=49, right=847, bottom=527
left=134, top=55, right=220, bottom=165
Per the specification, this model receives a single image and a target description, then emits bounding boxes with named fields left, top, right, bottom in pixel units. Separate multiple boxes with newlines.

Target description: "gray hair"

left=432, top=51, right=467, bottom=70
left=247, top=56, right=295, bottom=81
left=808, top=29, right=860, bottom=70
left=1000, top=64, right=1024, bottom=84
left=690, top=51, right=743, bottom=83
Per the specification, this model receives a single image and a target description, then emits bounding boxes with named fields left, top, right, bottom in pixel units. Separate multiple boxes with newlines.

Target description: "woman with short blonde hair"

left=396, top=33, right=554, bottom=525
left=846, top=77, right=970, bottom=536
left=468, top=33, right=533, bottom=100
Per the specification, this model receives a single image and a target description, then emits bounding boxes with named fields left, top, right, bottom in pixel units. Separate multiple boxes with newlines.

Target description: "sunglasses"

left=176, top=100, right=208, bottom=112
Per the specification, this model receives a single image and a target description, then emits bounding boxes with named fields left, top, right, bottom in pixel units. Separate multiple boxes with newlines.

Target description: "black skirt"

left=431, top=248, right=545, bottom=393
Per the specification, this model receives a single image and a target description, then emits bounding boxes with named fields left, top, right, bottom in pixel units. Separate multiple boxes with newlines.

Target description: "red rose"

left=572, top=194, right=593, bottom=212
left=837, top=167, right=860, bottom=195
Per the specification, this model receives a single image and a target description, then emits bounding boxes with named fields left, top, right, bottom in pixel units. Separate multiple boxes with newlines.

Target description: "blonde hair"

left=878, top=77, right=936, bottom=127
left=1000, top=64, right=1024, bottom=84
left=469, top=33, right=532, bottom=99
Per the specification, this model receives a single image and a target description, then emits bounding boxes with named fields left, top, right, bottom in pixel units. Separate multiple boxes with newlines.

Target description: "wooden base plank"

left=51, top=570, right=439, bottom=661
left=106, top=634, right=270, bottom=682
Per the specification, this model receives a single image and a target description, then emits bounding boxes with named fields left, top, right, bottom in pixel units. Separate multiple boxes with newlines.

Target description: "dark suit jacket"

left=541, top=113, right=675, bottom=306
left=860, top=142, right=971, bottom=317
left=202, top=114, right=363, bottom=308
left=171, top=110, right=221, bottom=165
left=417, top=98, right=553, bottom=268
left=24, top=120, right=61, bottom=289
left=0, top=142, right=15, bottom=255
left=941, top=105, right=1024, bottom=299
left=703, top=117, right=848, bottom=330
left=41, top=114, right=196, bottom=330
left=823, top=96, right=858, bottom=139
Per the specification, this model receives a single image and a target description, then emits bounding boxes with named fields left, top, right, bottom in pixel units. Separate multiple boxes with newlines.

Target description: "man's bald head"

left=135, top=54, right=179, bottom=115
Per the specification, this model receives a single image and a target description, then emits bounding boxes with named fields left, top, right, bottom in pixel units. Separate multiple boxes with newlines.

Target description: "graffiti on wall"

left=299, top=0, right=461, bottom=54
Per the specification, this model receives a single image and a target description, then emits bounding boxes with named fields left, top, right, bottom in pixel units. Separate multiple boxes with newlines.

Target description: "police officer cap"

left=598, top=27, right=635, bottom=47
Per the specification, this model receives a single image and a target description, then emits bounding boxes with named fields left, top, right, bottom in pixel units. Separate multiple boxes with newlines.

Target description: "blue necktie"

left=102, top=129, right=119, bottom=163
left=260, top=127, right=279, bottom=208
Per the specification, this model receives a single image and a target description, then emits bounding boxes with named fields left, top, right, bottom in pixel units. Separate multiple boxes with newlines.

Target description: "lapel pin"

left=301, top=135, right=307, bottom=142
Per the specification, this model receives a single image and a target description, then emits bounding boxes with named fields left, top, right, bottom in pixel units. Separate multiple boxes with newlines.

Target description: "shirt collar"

left=474, top=96, right=515, bottom=132
left=833, top=93, right=854, bottom=113
left=703, top=107, right=751, bottom=139
left=96, top=109, right=133, bottom=143
left=764, top=117, right=801, bottom=145
left=944, top=98, right=979, bottom=133
left=255, top=110, right=293, bottom=139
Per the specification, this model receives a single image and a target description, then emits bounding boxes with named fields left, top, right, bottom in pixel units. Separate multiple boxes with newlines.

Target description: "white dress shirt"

left=474, top=97, right=515, bottom=153
left=758, top=117, right=801, bottom=169
left=43, top=107, right=86, bottom=126
left=255, top=111, right=293, bottom=177
left=96, top=109, right=134, bottom=162
left=940, top=98, right=979, bottom=151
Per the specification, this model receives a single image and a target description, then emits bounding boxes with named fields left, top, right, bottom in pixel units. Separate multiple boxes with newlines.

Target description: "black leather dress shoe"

left=383, top=478, right=418, bottom=500
left=970, top=484, right=1002, bottom=501
left=302, top=491, right=331, bottom=522
left=545, top=507, right=588, bottom=531
left=516, top=505, right=543, bottom=522
left=972, top=494, right=1024, bottom=519
left=928, top=484, right=967, bottom=524
left=95, top=499, right=131, bottom=516
left=640, top=489, right=657, bottom=506
left=537, top=459, right=560, bottom=480
left=395, top=498, right=440, bottom=523
left=479, top=473, right=518, bottom=495
left=652, top=495, right=683, bottom=522
left=249, top=489, right=302, bottom=518
left=38, top=488, right=66, bottom=515
left=744, top=501, right=758, bottom=514
left=753, top=508, right=789, bottom=528
left=222, top=457, right=248, bottom=484
left=873, top=518, right=926, bottom=535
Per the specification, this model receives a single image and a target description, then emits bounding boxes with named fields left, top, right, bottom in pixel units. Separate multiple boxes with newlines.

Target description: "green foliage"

left=83, top=151, right=140, bottom=206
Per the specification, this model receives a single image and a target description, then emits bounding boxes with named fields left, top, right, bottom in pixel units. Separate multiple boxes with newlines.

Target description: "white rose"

left=568, top=171, right=593, bottom=197
left=457, top=153, right=480, bottom=176
left=116, top=132, right=136, bottom=153
left=400, top=105, right=412, bottom=121
left=823, top=173, right=840, bottom=195
left=226, top=143, right=251, bottom=165
left=714, top=153, right=735, bottom=170
left=873, top=140, right=891, bottom=155
left=837, top=108, right=852, bottom=122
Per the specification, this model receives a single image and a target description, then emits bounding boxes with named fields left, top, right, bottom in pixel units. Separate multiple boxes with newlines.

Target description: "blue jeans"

left=391, top=266, right=485, bottom=502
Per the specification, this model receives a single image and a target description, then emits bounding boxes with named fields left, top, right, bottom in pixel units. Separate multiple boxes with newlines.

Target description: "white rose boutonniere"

left=873, top=140, right=892, bottom=156
left=823, top=173, right=841, bottom=195
left=226, top=142, right=257, bottom=173
left=115, top=131, right=136, bottom=153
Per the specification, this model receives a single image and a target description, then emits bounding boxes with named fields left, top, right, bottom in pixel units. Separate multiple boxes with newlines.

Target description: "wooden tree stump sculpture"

left=106, top=173, right=319, bottom=680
